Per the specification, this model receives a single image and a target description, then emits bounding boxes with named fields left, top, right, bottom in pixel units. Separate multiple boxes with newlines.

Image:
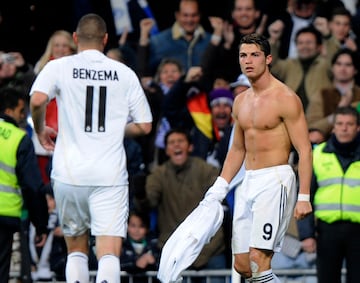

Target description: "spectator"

left=120, top=210, right=159, bottom=282
left=229, top=73, right=251, bottom=97
left=266, top=0, right=343, bottom=59
left=0, top=51, right=36, bottom=100
left=275, top=0, right=318, bottom=59
left=307, top=48, right=360, bottom=138
left=136, top=55, right=184, bottom=170
left=34, top=30, right=76, bottom=75
left=139, top=0, right=211, bottom=75
left=107, top=29, right=138, bottom=72
left=0, top=87, right=48, bottom=283
left=135, top=128, right=227, bottom=282
left=308, top=128, right=327, bottom=147
left=201, top=0, right=261, bottom=83
left=314, top=6, right=359, bottom=62
left=164, top=67, right=233, bottom=163
left=268, top=25, right=332, bottom=118
left=307, top=106, right=360, bottom=283
left=207, top=87, right=234, bottom=167
left=106, top=47, right=125, bottom=63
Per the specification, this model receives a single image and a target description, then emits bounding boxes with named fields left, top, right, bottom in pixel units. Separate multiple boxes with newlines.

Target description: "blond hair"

left=34, top=30, right=76, bottom=74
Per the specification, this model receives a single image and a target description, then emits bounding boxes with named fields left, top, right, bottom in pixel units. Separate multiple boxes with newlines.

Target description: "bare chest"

left=237, top=95, right=282, bottom=130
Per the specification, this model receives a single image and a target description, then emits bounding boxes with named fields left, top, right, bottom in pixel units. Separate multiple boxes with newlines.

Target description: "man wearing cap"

left=230, top=74, right=251, bottom=97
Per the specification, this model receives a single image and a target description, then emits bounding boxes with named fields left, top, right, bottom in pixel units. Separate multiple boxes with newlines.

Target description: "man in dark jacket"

left=0, top=87, right=48, bottom=283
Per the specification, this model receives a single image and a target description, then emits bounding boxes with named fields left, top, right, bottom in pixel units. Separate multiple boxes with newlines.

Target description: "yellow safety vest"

left=313, top=142, right=360, bottom=223
left=0, top=119, right=25, bottom=218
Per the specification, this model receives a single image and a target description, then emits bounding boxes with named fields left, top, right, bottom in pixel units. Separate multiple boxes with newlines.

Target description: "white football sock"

left=252, top=269, right=281, bottom=282
left=96, top=254, right=120, bottom=283
left=65, top=252, right=89, bottom=282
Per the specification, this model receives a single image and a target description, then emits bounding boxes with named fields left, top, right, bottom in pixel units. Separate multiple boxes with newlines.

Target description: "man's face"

left=239, top=43, right=271, bottom=80
left=159, top=63, right=182, bottom=89
left=295, top=32, right=321, bottom=60
left=232, top=0, right=259, bottom=29
left=294, top=1, right=316, bottom=19
left=329, top=15, right=351, bottom=42
left=165, top=132, right=192, bottom=166
left=211, top=102, right=233, bottom=130
left=0, top=55, right=17, bottom=79
left=175, top=1, right=200, bottom=35
left=332, top=53, right=357, bottom=83
left=5, top=99, right=26, bottom=124
left=333, top=114, right=360, bottom=143
left=127, top=215, right=147, bottom=242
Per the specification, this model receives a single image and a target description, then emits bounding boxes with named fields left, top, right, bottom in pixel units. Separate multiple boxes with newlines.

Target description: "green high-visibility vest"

left=0, top=119, right=25, bottom=218
left=313, top=142, right=360, bottom=223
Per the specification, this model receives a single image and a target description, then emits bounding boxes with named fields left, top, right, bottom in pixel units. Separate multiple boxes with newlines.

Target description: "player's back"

left=33, top=50, right=151, bottom=185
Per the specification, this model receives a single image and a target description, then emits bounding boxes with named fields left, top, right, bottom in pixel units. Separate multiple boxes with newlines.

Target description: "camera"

left=0, top=53, right=16, bottom=64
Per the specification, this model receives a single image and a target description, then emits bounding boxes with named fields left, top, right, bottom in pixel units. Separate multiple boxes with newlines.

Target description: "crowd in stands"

left=1, top=0, right=360, bottom=282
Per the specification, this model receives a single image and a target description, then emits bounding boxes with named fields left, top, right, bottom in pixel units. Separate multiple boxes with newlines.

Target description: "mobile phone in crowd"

left=1, top=53, right=16, bottom=64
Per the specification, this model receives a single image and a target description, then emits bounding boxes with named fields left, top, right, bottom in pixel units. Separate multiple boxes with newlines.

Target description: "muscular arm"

left=220, top=98, right=246, bottom=183
left=284, top=95, right=312, bottom=195
left=283, top=92, right=313, bottom=218
left=30, top=91, right=48, bottom=133
left=30, top=91, right=56, bottom=151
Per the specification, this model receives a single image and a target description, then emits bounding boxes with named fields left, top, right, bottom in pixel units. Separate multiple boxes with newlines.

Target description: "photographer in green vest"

left=307, top=106, right=360, bottom=283
left=0, top=87, right=48, bottom=283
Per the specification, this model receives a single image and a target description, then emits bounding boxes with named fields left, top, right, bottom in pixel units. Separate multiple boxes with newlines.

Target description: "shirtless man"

left=207, top=33, right=313, bottom=282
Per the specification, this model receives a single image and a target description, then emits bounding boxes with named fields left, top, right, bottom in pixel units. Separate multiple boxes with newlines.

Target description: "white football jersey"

left=30, top=50, right=152, bottom=186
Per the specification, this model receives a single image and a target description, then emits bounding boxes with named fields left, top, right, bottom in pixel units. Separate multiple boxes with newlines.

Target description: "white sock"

left=65, top=252, right=89, bottom=282
left=252, top=269, right=281, bottom=283
left=96, top=254, right=120, bottom=283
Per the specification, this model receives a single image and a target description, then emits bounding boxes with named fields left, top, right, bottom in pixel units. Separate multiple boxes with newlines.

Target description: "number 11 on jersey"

left=85, top=85, right=106, bottom=132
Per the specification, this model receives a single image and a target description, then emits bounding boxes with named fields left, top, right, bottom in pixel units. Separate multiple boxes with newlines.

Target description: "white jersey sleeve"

left=30, top=50, right=152, bottom=186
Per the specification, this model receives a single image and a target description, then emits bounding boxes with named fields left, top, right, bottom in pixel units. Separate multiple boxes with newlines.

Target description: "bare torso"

left=235, top=80, right=292, bottom=169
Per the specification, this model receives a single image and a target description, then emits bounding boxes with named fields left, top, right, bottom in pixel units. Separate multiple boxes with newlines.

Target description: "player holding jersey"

left=205, top=33, right=313, bottom=282
left=30, top=14, right=152, bottom=283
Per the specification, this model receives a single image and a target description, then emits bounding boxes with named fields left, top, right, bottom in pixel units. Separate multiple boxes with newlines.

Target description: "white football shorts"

left=53, top=180, right=129, bottom=237
left=232, top=164, right=297, bottom=254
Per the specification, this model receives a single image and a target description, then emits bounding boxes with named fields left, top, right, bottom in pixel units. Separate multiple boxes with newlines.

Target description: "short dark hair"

left=177, top=0, right=200, bottom=12
left=295, top=26, right=322, bottom=45
left=164, top=128, right=192, bottom=146
left=128, top=210, right=150, bottom=229
left=0, top=87, right=25, bottom=113
left=76, top=13, right=107, bottom=43
left=239, top=33, right=271, bottom=57
left=334, top=106, right=360, bottom=125
left=331, top=7, right=352, bottom=21
left=331, top=48, right=358, bottom=70
left=155, top=58, right=184, bottom=83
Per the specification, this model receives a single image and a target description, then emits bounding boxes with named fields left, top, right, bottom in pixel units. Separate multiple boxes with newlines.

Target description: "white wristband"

left=298, top=194, right=310, bottom=202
